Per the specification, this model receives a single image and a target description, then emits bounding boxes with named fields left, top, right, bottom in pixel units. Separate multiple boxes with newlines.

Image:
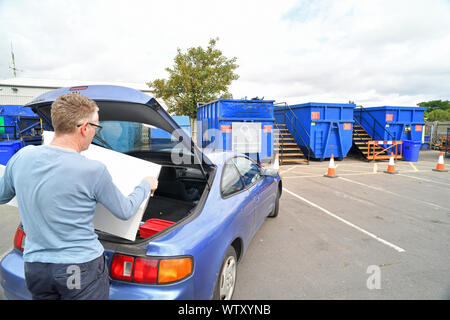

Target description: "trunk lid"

left=26, top=85, right=212, bottom=167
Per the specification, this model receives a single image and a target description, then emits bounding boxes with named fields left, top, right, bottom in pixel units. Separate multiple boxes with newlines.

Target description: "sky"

left=1, top=0, right=449, bottom=107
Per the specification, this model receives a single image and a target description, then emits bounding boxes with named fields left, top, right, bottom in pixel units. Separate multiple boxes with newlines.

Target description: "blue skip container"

left=146, top=116, right=191, bottom=151
left=403, top=140, right=421, bottom=162
left=0, top=140, right=23, bottom=165
left=197, top=99, right=275, bottom=161
left=354, top=106, right=426, bottom=142
left=274, top=102, right=356, bottom=160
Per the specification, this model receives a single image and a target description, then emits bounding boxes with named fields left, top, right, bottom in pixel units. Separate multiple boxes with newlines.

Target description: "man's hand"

left=144, top=176, right=158, bottom=195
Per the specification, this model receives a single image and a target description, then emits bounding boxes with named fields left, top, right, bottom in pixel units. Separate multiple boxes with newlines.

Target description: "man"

left=0, top=93, right=158, bottom=299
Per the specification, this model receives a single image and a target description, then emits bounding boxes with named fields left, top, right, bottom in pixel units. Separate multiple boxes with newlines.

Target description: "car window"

left=221, top=161, right=245, bottom=197
left=232, top=157, right=261, bottom=187
left=94, top=121, right=191, bottom=154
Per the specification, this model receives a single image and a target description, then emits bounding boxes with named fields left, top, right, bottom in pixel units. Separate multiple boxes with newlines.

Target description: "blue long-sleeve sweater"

left=0, top=145, right=151, bottom=263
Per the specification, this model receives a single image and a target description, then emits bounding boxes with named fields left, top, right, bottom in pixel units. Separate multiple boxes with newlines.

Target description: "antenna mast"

left=9, top=42, right=23, bottom=77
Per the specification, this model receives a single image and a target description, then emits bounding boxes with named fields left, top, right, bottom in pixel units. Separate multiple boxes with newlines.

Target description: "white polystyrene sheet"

left=0, top=131, right=160, bottom=241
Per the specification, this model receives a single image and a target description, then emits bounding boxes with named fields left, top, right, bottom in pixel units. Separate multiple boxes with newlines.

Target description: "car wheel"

left=268, top=187, right=280, bottom=218
left=213, top=246, right=237, bottom=300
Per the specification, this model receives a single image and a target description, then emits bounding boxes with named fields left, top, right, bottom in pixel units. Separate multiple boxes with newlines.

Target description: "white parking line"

left=283, top=188, right=406, bottom=253
left=338, top=177, right=450, bottom=211
left=280, top=165, right=299, bottom=175
left=282, top=172, right=377, bottom=179
left=398, top=174, right=450, bottom=187
left=408, top=162, right=419, bottom=172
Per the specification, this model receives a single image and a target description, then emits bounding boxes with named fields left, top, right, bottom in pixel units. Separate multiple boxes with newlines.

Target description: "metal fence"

left=425, top=121, right=450, bottom=148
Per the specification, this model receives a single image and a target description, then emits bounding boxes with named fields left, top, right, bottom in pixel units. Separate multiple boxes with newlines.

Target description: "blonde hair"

left=51, top=93, right=99, bottom=134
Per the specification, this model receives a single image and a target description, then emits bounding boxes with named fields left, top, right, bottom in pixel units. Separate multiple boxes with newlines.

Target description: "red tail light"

left=110, top=254, right=193, bottom=284
left=110, top=254, right=134, bottom=281
left=13, top=225, right=26, bottom=252
left=133, top=257, right=158, bottom=283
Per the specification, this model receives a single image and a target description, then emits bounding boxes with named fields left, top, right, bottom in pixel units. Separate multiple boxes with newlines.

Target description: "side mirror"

left=260, top=167, right=278, bottom=178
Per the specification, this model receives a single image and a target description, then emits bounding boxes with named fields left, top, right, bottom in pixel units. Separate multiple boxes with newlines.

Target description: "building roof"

left=0, top=77, right=152, bottom=92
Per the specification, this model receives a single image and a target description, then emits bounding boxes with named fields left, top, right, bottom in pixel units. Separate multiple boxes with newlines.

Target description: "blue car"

left=0, top=85, right=282, bottom=300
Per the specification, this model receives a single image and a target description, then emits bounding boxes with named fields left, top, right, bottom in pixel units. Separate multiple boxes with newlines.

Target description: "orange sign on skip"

left=221, top=125, right=231, bottom=133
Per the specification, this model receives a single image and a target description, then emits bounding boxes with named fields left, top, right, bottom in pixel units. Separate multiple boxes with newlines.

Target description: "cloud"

left=0, top=0, right=449, bottom=107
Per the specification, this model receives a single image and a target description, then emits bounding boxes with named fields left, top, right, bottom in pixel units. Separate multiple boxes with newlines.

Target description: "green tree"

left=417, top=100, right=449, bottom=112
left=426, top=109, right=450, bottom=121
left=417, top=100, right=450, bottom=121
left=147, top=38, right=239, bottom=119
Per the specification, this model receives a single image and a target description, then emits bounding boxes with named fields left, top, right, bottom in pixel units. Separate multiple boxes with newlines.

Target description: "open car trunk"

left=96, top=150, right=214, bottom=245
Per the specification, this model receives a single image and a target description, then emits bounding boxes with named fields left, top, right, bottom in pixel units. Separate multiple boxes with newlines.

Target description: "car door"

left=232, top=156, right=273, bottom=235
left=220, top=159, right=254, bottom=246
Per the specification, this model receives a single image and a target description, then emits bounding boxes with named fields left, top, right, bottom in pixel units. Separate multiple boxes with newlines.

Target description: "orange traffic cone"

left=384, top=156, right=398, bottom=174
left=432, top=152, right=448, bottom=172
left=324, top=154, right=338, bottom=178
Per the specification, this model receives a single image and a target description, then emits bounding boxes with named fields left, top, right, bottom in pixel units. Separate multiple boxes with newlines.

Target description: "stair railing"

left=353, top=115, right=404, bottom=160
left=354, top=107, right=396, bottom=141
left=274, top=102, right=311, bottom=163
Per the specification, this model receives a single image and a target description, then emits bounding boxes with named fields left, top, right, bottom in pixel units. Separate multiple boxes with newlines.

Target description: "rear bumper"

left=0, top=250, right=196, bottom=300
left=0, top=250, right=30, bottom=300
left=108, top=279, right=195, bottom=300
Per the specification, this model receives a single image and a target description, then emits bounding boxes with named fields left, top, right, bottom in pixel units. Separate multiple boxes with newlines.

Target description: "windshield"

left=94, top=121, right=191, bottom=154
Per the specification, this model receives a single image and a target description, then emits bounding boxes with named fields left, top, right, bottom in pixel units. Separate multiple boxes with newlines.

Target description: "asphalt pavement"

left=233, top=150, right=450, bottom=299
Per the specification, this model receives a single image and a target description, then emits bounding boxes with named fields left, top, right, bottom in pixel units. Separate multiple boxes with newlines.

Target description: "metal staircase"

left=352, top=124, right=383, bottom=159
left=274, top=123, right=308, bottom=164
left=353, top=108, right=403, bottom=161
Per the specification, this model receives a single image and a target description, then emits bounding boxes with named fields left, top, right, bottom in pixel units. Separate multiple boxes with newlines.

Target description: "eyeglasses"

left=77, top=122, right=103, bottom=134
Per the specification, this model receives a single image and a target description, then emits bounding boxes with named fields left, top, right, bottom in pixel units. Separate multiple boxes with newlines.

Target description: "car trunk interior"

left=96, top=150, right=213, bottom=245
